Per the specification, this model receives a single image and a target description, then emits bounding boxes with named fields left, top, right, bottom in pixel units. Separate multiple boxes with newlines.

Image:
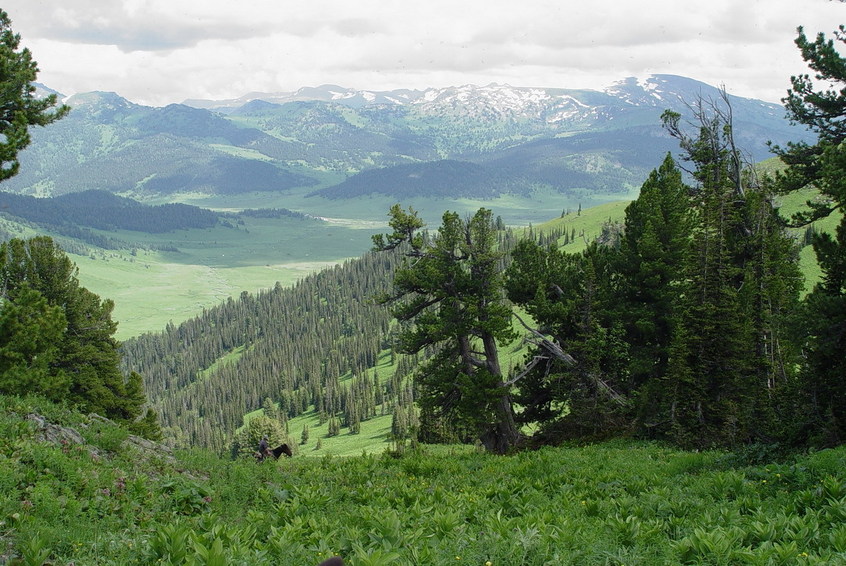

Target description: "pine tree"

left=615, top=154, right=693, bottom=430
left=659, top=91, right=800, bottom=447
left=0, top=237, right=153, bottom=431
left=0, top=284, right=67, bottom=397
left=506, top=239, right=628, bottom=440
left=374, top=205, right=519, bottom=453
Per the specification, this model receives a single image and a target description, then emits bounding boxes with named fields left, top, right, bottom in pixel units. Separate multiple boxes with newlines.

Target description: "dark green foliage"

left=374, top=206, right=519, bottom=453
left=0, top=284, right=67, bottom=397
left=0, top=190, right=219, bottom=233
left=0, top=9, right=69, bottom=181
left=506, top=239, right=629, bottom=441
left=0, top=236, right=155, bottom=433
left=658, top=93, right=802, bottom=448
left=614, top=154, right=693, bottom=427
left=772, top=26, right=846, bottom=446
left=508, top=93, right=803, bottom=450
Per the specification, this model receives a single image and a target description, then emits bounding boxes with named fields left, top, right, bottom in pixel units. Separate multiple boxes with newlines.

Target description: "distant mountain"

left=5, top=75, right=810, bottom=204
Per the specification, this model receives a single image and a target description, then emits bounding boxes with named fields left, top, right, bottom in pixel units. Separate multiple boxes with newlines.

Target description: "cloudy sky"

left=4, top=0, right=843, bottom=107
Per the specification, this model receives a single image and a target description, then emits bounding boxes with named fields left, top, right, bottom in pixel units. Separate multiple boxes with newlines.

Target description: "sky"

left=4, top=0, right=844, bottom=107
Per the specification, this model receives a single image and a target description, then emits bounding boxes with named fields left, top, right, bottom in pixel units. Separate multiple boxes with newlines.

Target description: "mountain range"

left=5, top=75, right=810, bottom=209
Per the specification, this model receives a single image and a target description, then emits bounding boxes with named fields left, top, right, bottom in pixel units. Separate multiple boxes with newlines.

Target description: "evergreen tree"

left=0, top=237, right=155, bottom=432
left=0, top=284, right=67, bottom=397
left=772, top=26, right=846, bottom=444
left=506, top=239, right=627, bottom=441
left=615, top=154, right=693, bottom=430
left=0, top=9, right=69, bottom=181
left=374, top=205, right=519, bottom=453
left=660, top=91, right=801, bottom=447
left=230, top=415, right=286, bottom=459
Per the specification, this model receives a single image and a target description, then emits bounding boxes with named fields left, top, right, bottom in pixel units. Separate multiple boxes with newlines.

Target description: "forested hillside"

left=0, top=190, right=219, bottom=233
left=121, top=250, right=403, bottom=449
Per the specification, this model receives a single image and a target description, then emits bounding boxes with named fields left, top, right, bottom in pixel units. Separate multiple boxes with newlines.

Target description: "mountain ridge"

left=11, top=75, right=808, bottom=210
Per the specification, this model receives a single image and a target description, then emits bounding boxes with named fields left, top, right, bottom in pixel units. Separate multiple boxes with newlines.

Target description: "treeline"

left=0, top=189, right=219, bottom=233
left=238, top=207, right=309, bottom=220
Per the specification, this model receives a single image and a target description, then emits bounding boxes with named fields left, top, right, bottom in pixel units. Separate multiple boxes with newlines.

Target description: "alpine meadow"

left=2, top=6, right=846, bottom=565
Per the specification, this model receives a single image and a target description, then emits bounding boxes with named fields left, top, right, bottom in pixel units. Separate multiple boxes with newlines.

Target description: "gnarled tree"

left=373, top=205, right=519, bottom=453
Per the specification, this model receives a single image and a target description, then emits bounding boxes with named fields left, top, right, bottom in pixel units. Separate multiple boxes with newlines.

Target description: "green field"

left=72, top=214, right=382, bottom=338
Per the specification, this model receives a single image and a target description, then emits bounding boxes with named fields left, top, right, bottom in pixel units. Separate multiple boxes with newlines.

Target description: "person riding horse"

left=255, top=437, right=292, bottom=461
left=257, top=435, right=271, bottom=461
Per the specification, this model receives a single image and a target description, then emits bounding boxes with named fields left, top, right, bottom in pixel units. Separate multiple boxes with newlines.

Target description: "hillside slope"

left=3, top=394, right=846, bottom=565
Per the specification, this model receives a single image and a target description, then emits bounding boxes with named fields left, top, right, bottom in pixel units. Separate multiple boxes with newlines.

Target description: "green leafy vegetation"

left=3, top=394, right=846, bottom=565
left=0, top=237, right=158, bottom=438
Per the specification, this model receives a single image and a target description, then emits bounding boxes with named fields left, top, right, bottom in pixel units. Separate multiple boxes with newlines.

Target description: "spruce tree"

left=615, top=154, right=693, bottom=429
left=660, top=92, right=801, bottom=447
left=0, top=237, right=153, bottom=431
left=506, top=240, right=628, bottom=440
left=0, top=284, right=67, bottom=397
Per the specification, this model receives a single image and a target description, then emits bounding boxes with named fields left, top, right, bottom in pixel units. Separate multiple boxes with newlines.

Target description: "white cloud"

left=3, top=0, right=843, bottom=106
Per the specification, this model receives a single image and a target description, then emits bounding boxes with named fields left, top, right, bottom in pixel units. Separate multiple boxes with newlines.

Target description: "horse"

left=255, top=442, right=293, bottom=462
left=270, top=443, right=293, bottom=459
left=317, top=557, right=343, bottom=566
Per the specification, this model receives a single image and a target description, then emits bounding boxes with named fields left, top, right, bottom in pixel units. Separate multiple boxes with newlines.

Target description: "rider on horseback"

left=257, top=435, right=271, bottom=461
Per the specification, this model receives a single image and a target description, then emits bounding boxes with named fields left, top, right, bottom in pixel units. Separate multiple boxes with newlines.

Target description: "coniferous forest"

left=121, top=64, right=846, bottom=456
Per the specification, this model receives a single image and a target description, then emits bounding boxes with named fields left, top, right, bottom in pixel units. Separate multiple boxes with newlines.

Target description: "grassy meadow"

left=4, top=393, right=846, bottom=565
left=71, top=214, right=382, bottom=339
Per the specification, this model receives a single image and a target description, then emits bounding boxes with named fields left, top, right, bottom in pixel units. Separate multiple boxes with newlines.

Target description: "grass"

left=4, top=393, right=846, bottom=565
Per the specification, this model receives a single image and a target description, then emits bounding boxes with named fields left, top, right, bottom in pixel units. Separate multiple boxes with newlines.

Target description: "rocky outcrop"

left=26, top=412, right=177, bottom=465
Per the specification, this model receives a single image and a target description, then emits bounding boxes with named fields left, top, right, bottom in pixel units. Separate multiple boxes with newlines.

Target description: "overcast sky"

left=4, top=0, right=843, bottom=107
